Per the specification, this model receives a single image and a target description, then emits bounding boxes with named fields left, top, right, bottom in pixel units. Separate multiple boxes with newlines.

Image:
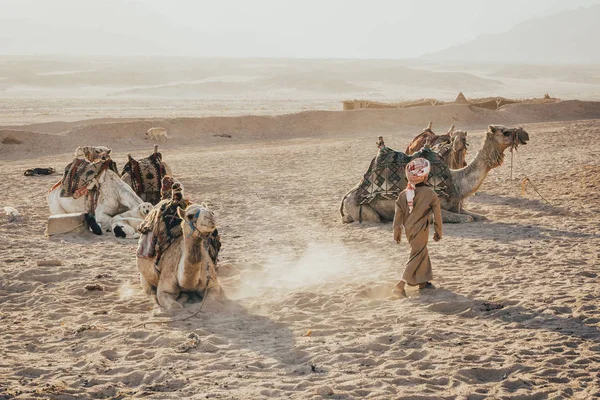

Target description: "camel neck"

left=451, top=135, right=504, bottom=199
left=177, top=234, right=209, bottom=289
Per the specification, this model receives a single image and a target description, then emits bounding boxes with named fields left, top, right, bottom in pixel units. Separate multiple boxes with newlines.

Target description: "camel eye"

left=503, top=131, right=511, bottom=136
left=187, top=214, right=195, bottom=221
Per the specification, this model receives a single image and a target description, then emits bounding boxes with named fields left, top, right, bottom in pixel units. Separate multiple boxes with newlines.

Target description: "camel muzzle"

left=516, top=129, right=529, bottom=145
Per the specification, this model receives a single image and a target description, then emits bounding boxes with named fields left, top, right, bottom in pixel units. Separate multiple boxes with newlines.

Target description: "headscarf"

left=405, top=158, right=431, bottom=213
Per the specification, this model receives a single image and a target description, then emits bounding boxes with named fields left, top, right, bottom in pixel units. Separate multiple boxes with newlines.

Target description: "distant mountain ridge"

left=420, top=5, right=600, bottom=64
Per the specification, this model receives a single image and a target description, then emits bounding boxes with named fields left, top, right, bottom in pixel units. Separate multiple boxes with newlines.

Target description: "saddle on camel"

left=356, top=136, right=453, bottom=209
left=121, top=145, right=169, bottom=205
left=48, top=157, right=119, bottom=234
left=137, top=176, right=221, bottom=271
left=405, top=122, right=454, bottom=155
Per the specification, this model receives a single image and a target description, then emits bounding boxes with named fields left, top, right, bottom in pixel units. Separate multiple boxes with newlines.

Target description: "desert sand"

left=1, top=94, right=600, bottom=399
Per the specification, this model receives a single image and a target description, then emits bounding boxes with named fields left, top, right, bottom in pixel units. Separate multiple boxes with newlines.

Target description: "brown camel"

left=340, top=125, right=529, bottom=223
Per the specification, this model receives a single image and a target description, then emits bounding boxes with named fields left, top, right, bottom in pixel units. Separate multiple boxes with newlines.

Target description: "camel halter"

left=186, top=209, right=202, bottom=238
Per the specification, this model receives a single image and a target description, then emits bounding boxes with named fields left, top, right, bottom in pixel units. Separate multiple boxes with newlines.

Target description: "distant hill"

left=420, top=5, right=600, bottom=64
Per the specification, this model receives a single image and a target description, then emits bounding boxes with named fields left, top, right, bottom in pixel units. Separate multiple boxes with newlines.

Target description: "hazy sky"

left=1, top=0, right=599, bottom=58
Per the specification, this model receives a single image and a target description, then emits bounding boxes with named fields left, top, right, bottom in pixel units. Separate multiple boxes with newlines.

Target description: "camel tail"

left=339, top=188, right=354, bottom=218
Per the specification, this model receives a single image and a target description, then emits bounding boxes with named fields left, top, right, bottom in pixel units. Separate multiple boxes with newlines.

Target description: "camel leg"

left=177, top=292, right=190, bottom=306
left=93, top=204, right=112, bottom=231
left=342, top=198, right=381, bottom=223
left=357, top=204, right=381, bottom=223
left=157, top=280, right=183, bottom=309
left=457, top=208, right=489, bottom=222
left=441, top=209, right=475, bottom=223
left=139, top=274, right=155, bottom=296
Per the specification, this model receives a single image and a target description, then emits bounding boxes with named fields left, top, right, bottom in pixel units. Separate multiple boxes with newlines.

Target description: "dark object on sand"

left=24, top=167, right=56, bottom=176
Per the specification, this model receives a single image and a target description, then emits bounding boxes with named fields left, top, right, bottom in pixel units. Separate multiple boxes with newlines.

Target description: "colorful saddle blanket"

left=357, top=146, right=455, bottom=204
left=121, top=152, right=167, bottom=205
left=58, top=158, right=118, bottom=198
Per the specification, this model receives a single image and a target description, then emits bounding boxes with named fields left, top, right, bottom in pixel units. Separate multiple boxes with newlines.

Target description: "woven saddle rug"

left=58, top=158, right=118, bottom=198
left=356, top=146, right=455, bottom=205
left=137, top=183, right=221, bottom=269
left=121, top=152, right=167, bottom=205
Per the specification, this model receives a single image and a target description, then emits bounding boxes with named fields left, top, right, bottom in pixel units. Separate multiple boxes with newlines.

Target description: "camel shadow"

left=470, top=193, right=567, bottom=215
left=165, top=297, right=305, bottom=368
left=444, top=221, right=600, bottom=243
left=409, top=288, right=600, bottom=344
left=47, top=230, right=134, bottom=245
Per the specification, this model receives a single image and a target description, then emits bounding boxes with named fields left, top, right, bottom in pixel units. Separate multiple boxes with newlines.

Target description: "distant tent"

left=454, top=92, right=469, bottom=104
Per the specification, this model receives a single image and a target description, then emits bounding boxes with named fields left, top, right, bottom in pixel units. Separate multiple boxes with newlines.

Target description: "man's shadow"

left=470, top=193, right=566, bottom=214
left=406, top=287, right=600, bottom=344
left=443, top=220, right=600, bottom=243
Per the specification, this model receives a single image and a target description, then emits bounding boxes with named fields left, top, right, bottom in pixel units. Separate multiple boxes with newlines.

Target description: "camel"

left=47, top=168, right=144, bottom=232
left=405, top=122, right=455, bottom=155
left=137, top=204, right=220, bottom=309
left=145, top=127, right=170, bottom=143
left=431, top=130, right=468, bottom=169
left=340, top=125, right=529, bottom=224
left=121, top=145, right=173, bottom=205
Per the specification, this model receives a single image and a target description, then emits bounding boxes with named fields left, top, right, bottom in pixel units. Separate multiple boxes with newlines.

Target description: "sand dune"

left=1, top=98, right=600, bottom=398
left=2, top=100, right=600, bottom=160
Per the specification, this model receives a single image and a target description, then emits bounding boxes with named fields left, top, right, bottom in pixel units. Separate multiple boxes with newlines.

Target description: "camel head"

left=177, top=204, right=216, bottom=236
left=450, top=130, right=468, bottom=152
left=487, top=125, right=529, bottom=152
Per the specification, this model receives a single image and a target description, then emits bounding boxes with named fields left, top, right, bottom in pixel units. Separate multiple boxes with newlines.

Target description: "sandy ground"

left=1, top=105, right=600, bottom=399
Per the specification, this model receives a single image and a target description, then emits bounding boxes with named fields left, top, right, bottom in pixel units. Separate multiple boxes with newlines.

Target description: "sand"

left=1, top=100, right=600, bottom=399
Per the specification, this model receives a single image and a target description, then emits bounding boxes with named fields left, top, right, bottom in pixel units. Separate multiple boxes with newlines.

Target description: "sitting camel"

left=136, top=181, right=221, bottom=308
left=340, top=125, right=529, bottom=223
left=47, top=165, right=144, bottom=233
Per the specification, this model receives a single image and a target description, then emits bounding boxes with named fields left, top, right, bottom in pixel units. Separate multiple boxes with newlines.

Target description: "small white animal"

left=145, top=127, right=170, bottom=143
left=111, top=202, right=153, bottom=239
left=75, top=146, right=112, bottom=162
left=4, top=206, right=21, bottom=222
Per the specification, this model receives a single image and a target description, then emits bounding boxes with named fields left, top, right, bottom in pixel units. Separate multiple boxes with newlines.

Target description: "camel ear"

left=107, top=149, right=111, bottom=155
left=177, top=207, right=185, bottom=220
left=488, top=125, right=498, bottom=133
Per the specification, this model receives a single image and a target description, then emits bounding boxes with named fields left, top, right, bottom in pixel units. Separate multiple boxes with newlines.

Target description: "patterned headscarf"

left=405, top=158, right=431, bottom=213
